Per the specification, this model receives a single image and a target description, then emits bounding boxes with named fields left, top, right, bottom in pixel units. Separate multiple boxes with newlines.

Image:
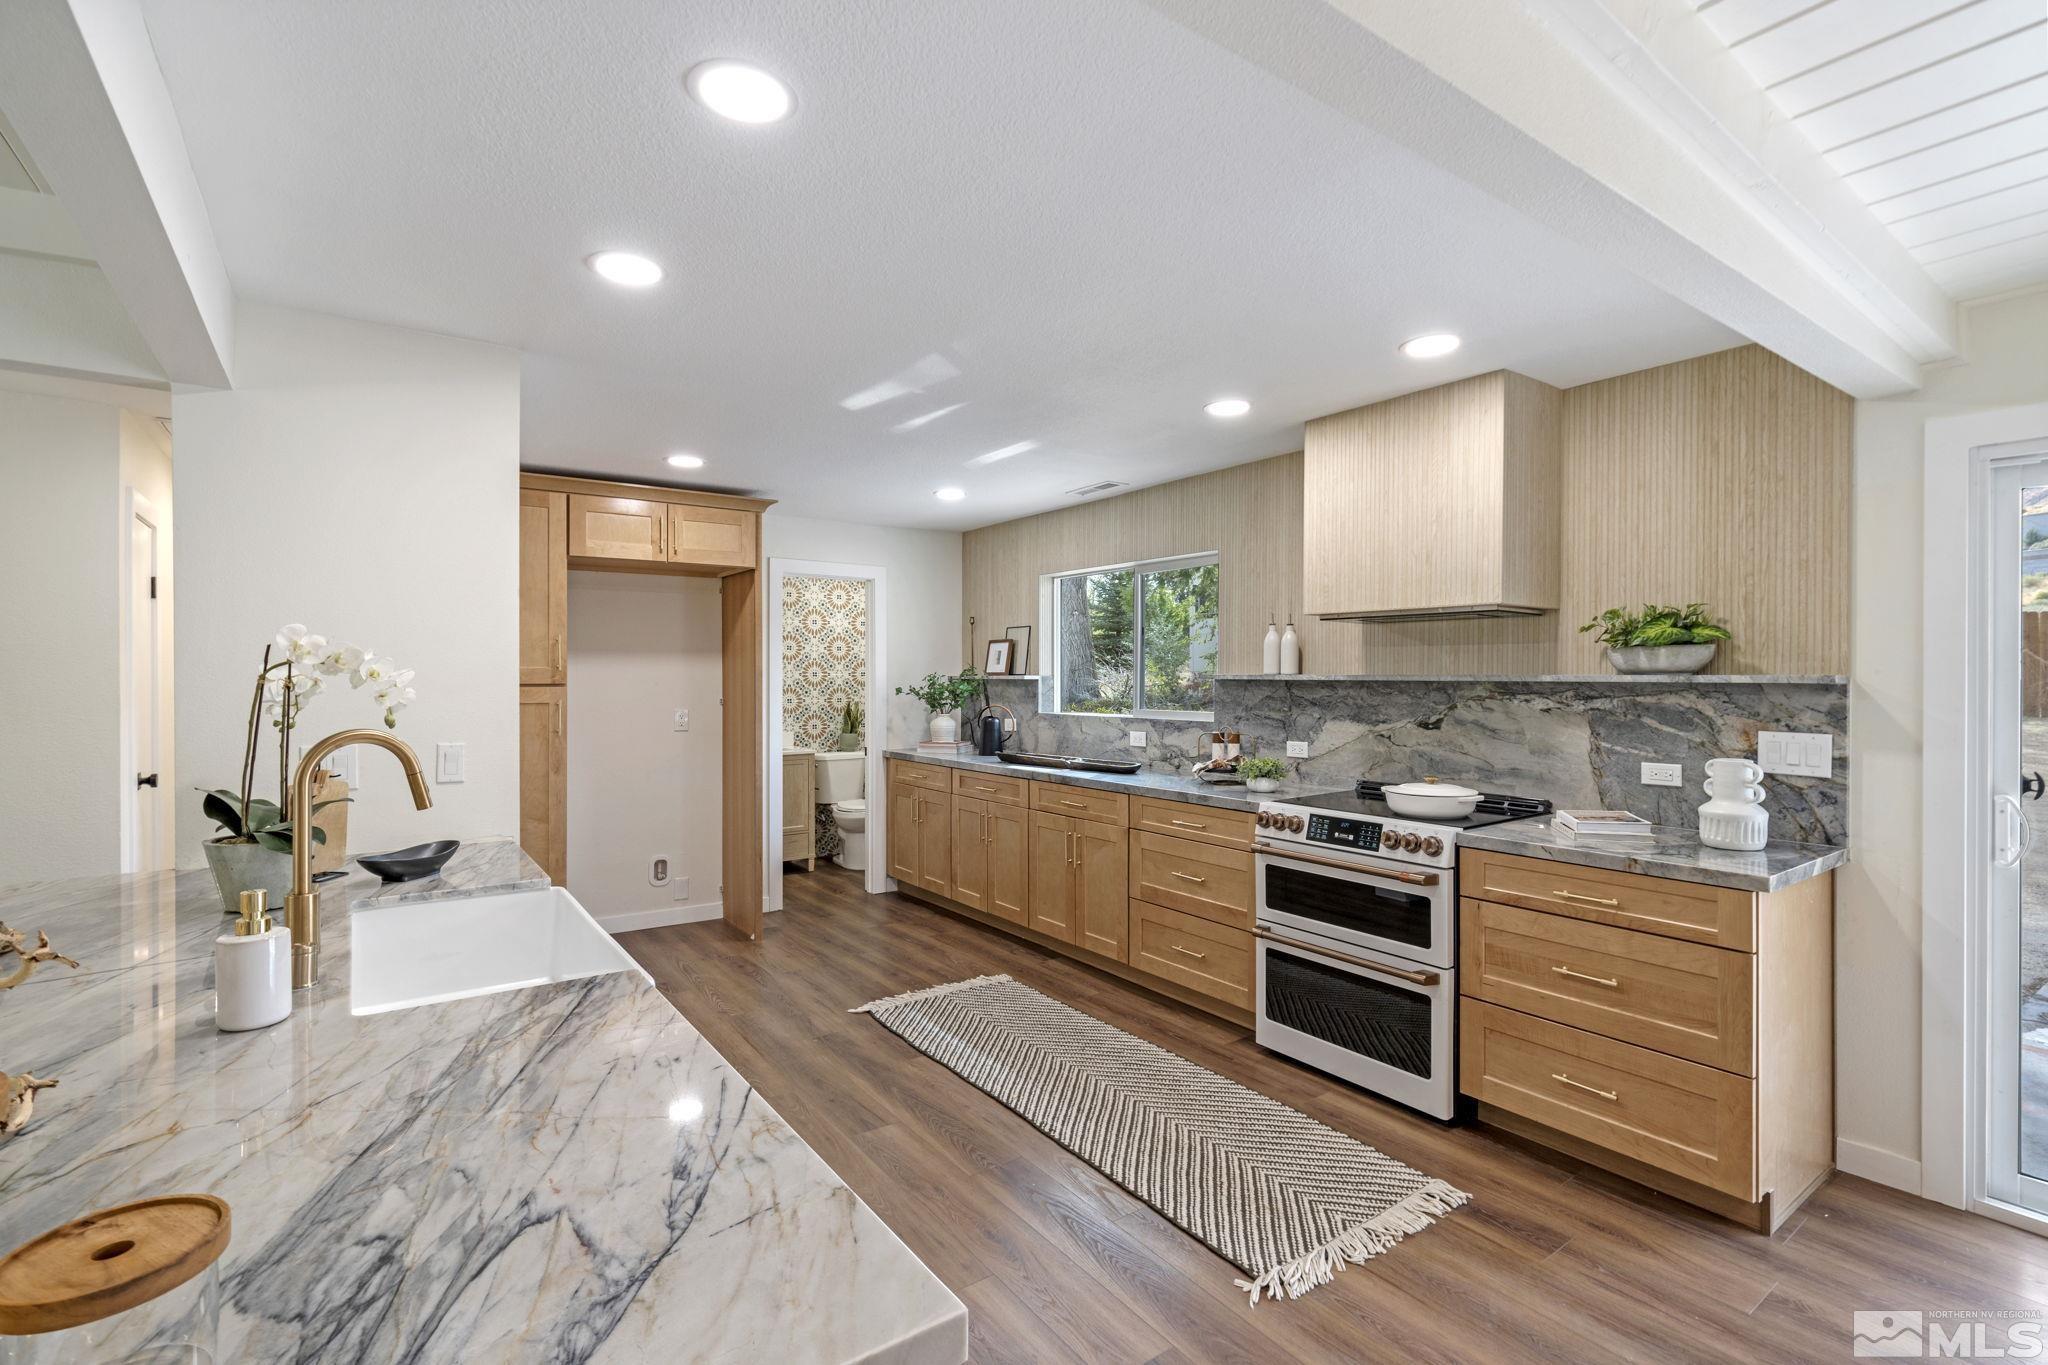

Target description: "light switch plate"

left=674, top=708, right=690, bottom=732
left=1758, top=730, right=1832, bottom=778
left=1128, top=730, right=1147, bottom=748
left=1641, top=762, right=1681, bottom=787
left=1286, top=740, right=1309, bottom=759
left=434, top=742, right=465, bottom=784
left=326, top=745, right=360, bottom=790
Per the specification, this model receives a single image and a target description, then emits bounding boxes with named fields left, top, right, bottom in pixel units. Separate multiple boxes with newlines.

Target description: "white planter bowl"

left=1246, top=777, right=1280, bottom=793
left=928, top=713, right=958, bottom=743
left=1605, top=643, right=1718, bottom=675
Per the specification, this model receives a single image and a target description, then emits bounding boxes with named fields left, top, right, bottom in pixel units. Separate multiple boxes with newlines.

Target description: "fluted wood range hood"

left=1304, top=371, right=1562, bottom=621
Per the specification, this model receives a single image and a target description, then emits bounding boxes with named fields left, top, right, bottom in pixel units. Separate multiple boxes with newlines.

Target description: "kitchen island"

left=0, top=842, right=965, bottom=1363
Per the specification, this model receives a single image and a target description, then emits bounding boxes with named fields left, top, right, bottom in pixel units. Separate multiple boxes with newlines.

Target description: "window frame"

left=1047, top=550, right=1220, bottom=721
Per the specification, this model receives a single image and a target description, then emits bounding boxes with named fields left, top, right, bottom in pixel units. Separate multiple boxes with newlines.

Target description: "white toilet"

left=815, top=750, right=868, bottom=871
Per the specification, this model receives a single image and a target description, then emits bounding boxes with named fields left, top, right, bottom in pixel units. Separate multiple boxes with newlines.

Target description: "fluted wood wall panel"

left=961, top=345, right=1849, bottom=679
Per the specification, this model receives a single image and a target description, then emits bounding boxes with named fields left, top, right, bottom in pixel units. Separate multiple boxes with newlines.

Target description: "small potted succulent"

left=833, top=699, right=866, bottom=752
left=1579, top=603, right=1732, bottom=675
left=1237, top=756, right=1287, bottom=793
left=895, top=668, right=982, bottom=743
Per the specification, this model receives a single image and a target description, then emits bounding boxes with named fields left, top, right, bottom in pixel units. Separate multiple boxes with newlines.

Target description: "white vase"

left=928, top=712, right=958, bottom=744
left=1280, top=622, right=1300, bottom=675
left=1246, top=777, right=1280, bottom=793
left=1262, top=622, right=1281, bottom=674
left=1698, top=758, right=1768, bottom=851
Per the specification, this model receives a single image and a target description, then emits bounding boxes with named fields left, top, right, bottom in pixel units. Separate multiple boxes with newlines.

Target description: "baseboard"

left=1836, top=1138, right=1921, bottom=1194
left=596, top=900, right=724, bottom=933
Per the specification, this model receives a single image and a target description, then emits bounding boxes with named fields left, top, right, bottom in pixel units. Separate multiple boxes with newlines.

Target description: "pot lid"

left=1383, top=778, right=1480, bottom=799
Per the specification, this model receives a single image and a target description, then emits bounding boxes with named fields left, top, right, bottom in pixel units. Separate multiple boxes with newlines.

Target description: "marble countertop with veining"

left=0, top=840, right=966, bottom=1363
left=1458, top=817, right=1848, bottom=892
left=884, top=748, right=1330, bottom=810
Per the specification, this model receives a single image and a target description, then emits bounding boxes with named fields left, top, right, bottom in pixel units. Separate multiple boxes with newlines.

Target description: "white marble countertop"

left=884, top=748, right=1327, bottom=810
left=0, top=841, right=965, bottom=1363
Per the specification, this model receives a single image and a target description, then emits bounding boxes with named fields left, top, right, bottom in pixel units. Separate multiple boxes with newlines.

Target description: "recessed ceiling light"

left=934, top=487, right=966, bottom=502
left=666, top=453, right=705, bottom=469
left=1400, top=333, right=1461, bottom=359
left=587, top=251, right=663, bottom=287
left=686, top=61, right=793, bottom=124
left=1204, top=398, right=1251, bottom=418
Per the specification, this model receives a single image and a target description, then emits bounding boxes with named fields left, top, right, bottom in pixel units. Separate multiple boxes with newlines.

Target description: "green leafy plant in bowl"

left=895, top=668, right=983, bottom=742
left=1237, top=756, right=1288, bottom=792
left=1579, top=603, right=1731, bottom=675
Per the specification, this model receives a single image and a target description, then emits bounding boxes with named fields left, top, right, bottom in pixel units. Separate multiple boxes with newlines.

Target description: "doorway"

left=764, top=558, right=888, bottom=910
left=119, top=489, right=167, bottom=872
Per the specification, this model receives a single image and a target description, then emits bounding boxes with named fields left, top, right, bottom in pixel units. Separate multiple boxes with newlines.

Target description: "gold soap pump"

left=216, top=889, right=292, bottom=1031
left=234, top=889, right=273, bottom=937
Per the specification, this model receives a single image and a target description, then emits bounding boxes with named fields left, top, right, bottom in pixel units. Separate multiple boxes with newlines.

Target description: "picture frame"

left=984, top=639, right=1014, bottom=675
left=1003, top=624, right=1032, bottom=675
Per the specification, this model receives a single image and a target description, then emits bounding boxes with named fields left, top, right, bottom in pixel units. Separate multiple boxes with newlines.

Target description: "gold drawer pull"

left=1058, top=799, right=1087, bottom=808
left=1169, top=871, right=1208, bottom=884
left=1553, top=889, right=1621, bottom=907
left=1169, top=819, right=1207, bottom=829
left=1171, top=944, right=1208, bottom=960
left=1551, top=964, right=1620, bottom=988
left=1552, top=1072, right=1618, bottom=1101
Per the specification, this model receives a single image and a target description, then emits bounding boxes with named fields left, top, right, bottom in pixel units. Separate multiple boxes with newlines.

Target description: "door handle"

left=1169, top=871, right=1208, bottom=885
left=1552, top=889, right=1621, bottom=908
left=2026, top=772, right=2045, bottom=802
left=135, top=772, right=159, bottom=789
left=1170, top=944, right=1208, bottom=960
left=1997, top=793, right=2035, bottom=867
left=1169, top=819, right=1207, bottom=830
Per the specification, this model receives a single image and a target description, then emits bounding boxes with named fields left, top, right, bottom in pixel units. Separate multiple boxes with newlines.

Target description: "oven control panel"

left=1306, top=813, right=1381, bottom=852
left=1256, top=804, right=1453, bottom=867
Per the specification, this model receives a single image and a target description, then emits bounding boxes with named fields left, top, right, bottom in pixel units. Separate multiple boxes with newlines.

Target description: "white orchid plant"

left=200, top=624, right=419, bottom=853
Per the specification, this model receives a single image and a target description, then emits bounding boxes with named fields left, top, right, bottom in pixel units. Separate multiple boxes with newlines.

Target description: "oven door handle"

left=1254, top=842, right=1440, bottom=886
left=1252, top=928, right=1442, bottom=986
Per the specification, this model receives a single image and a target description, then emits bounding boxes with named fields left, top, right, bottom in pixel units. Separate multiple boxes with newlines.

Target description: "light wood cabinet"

left=519, top=490, right=567, bottom=684
left=782, top=751, right=816, bottom=871
left=1028, top=811, right=1127, bottom=957
left=1303, top=370, right=1561, bottom=619
left=951, top=768, right=1029, bottom=807
left=1129, top=796, right=1253, bottom=850
left=667, top=503, right=756, bottom=572
left=1030, top=783, right=1129, bottom=826
left=568, top=494, right=667, bottom=562
left=518, top=686, right=566, bottom=886
left=887, top=772, right=953, bottom=897
left=953, top=796, right=1029, bottom=925
left=1129, top=830, right=1254, bottom=931
left=1129, top=900, right=1253, bottom=1011
left=1462, top=847, right=1757, bottom=951
left=1028, top=811, right=1079, bottom=944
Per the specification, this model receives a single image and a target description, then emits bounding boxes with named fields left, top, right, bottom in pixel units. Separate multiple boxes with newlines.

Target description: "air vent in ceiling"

left=1065, top=480, right=1126, bottom=498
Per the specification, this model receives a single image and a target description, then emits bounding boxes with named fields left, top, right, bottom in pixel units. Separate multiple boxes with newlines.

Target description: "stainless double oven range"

left=1252, top=780, right=1550, bottom=1119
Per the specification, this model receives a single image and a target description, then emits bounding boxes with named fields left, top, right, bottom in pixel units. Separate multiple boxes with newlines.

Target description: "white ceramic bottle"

left=1280, top=621, right=1301, bottom=675
left=1263, top=620, right=1281, bottom=674
left=217, top=889, right=292, bottom=1032
left=1697, top=758, right=1769, bottom=852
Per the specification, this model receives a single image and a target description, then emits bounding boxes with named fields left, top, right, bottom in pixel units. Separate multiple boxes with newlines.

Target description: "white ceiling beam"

left=1143, top=0, right=1944, bottom=396
left=0, top=185, right=93, bottom=263
left=0, top=0, right=232, bottom=388
left=0, top=253, right=167, bottom=387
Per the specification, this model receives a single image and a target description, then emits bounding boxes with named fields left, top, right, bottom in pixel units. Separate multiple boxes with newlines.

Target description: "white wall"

left=1845, top=290, right=2048, bottom=1189
left=173, top=304, right=519, bottom=865
left=0, top=390, right=122, bottom=881
left=761, top=513, right=964, bottom=747
left=565, top=571, right=723, bottom=929
left=119, top=408, right=174, bottom=869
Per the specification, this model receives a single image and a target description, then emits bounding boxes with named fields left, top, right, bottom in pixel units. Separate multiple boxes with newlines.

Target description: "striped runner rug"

left=852, top=973, right=1468, bottom=1303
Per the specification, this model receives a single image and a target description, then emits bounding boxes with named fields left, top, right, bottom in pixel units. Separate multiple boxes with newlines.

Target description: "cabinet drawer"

left=889, top=760, right=952, bottom=793
left=1031, top=783, right=1129, bottom=826
left=1129, top=796, right=1254, bottom=850
left=952, top=769, right=1029, bottom=807
left=1460, top=848, right=1756, bottom=952
left=1130, top=900, right=1253, bottom=1011
left=1129, top=831, right=1254, bottom=930
left=1461, top=1000, right=1756, bottom=1200
left=1460, top=900, right=1755, bottom=1074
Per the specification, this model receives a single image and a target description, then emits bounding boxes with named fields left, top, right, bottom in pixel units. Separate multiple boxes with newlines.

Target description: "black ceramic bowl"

left=356, top=840, right=461, bottom=883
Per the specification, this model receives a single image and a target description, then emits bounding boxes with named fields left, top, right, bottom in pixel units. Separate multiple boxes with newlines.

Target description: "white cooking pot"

left=1383, top=778, right=1481, bottom=820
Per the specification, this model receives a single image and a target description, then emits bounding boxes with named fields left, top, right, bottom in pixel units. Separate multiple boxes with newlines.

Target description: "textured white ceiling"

left=138, top=0, right=1740, bottom=529
left=1696, top=0, right=2048, bottom=304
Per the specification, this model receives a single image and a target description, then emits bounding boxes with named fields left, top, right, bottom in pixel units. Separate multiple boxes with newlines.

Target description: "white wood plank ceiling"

left=1697, top=0, right=2048, bottom=301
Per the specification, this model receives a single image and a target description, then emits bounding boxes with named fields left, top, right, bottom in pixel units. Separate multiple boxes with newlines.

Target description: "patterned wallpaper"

left=782, top=574, right=867, bottom=748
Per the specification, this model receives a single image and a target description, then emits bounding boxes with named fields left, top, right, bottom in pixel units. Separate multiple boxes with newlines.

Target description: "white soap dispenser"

left=216, top=889, right=292, bottom=1032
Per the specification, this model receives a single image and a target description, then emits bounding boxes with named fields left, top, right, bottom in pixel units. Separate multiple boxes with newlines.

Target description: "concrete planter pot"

left=203, top=838, right=293, bottom=916
left=927, top=713, right=959, bottom=744
left=1605, top=643, right=1718, bottom=675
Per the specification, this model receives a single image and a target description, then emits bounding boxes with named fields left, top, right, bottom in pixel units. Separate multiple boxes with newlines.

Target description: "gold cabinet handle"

left=1552, top=1072, right=1618, bottom=1101
left=654, top=516, right=665, bottom=556
left=1066, top=830, right=1077, bottom=864
left=1553, top=889, right=1621, bottom=907
left=1171, top=944, right=1208, bottom=960
left=1169, top=819, right=1207, bottom=830
left=1058, top=799, right=1087, bottom=809
left=554, top=637, right=564, bottom=672
left=982, top=811, right=992, bottom=844
left=1169, top=871, right=1208, bottom=885
left=1551, top=964, right=1620, bottom=988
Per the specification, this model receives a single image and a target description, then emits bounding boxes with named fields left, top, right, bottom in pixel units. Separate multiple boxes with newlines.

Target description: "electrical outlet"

left=1286, top=740, right=1309, bottom=759
left=674, top=708, right=690, bottom=732
left=1641, top=762, right=1681, bottom=787
left=1128, top=730, right=1147, bottom=748
left=1758, top=730, right=1832, bottom=778
left=435, top=742, right=465, bottom=784
left=650, top=856, right=670, bottom=886
left=673, top=876, right=690, bottom=902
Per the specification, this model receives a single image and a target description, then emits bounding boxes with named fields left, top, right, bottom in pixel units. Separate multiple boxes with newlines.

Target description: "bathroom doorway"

left=764, top=558, right=888, bottom=910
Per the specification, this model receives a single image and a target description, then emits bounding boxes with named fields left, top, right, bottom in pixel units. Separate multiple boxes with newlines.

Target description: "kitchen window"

left=1051, top=553, right=1219, bottom=718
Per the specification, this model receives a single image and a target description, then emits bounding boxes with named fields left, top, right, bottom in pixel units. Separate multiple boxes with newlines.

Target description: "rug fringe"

left=1232, top=1179, right=1471, bottom=1305
left=849, top=973, right=1014, bottom=1014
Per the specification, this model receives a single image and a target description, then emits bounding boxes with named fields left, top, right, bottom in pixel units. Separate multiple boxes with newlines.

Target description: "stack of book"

left=917, top=739, right=976, bottom=755
left=1553, top=810, right=1654, bottom=837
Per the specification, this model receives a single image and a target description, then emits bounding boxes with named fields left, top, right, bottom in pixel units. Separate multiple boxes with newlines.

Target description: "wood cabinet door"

left=568, top=494, right=665, bottom=562
left=915, top=792, right=953, bottom=896
left=985, top=800, right=1031, bottom=926
left=781, top=754, right=815, bottom=866
left=887, top=784, right=921, bottom=885
left=519, top=490, right=567, bottom=684
left=667, top=503, right=756, bottom=572
left=1028, top=811, right=1077, bottom=943
left=518, top=686, right=566, bottom=885
left=951, top=796, right=991, bottom=912
left=1075, top=820, right=1130, bottom=961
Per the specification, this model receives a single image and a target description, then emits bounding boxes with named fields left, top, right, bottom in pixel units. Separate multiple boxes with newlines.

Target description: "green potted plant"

left=833, top=699, right=866, bottom=752
left=1237, top=755, right=1287, bottom=793
left=895, top=668, right=982, bottom=743
left=1579, top=603, right=1732, bottom=675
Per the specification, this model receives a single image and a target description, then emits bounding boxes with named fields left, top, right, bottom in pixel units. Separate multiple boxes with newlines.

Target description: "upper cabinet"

left=530, top=475, right=771, bottom=579
left=668, top=503, right=756, bottom=573
left=569, top=494, right=667, bottom=563
left=519, top=489, right=568, bottom=684
left=1304, top=371, right=1562, bottom=620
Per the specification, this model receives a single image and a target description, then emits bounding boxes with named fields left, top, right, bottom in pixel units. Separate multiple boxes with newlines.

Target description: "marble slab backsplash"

left=981, top=675, right=1847, bottom=845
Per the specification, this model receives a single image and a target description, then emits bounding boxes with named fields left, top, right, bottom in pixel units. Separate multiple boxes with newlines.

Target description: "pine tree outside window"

left=1052, top=553, right=1218, bottom=719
